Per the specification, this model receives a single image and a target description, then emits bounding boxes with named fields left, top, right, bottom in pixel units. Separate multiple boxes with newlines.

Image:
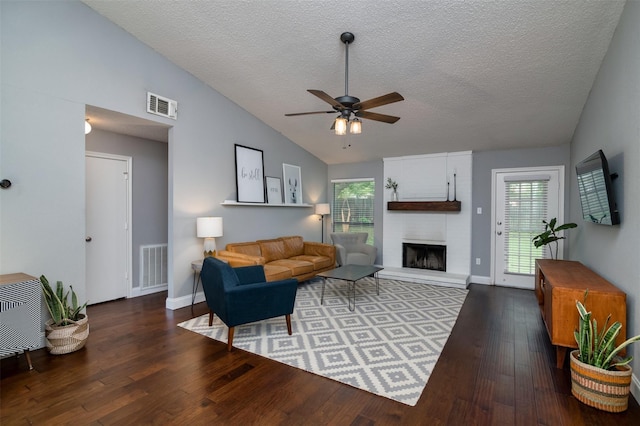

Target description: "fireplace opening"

left=402, top=243, right=446, bottom=272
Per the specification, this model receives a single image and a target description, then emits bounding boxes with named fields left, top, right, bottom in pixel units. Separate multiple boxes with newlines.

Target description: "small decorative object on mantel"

left=570, top=291, right=640, bottom=412
left=40, top=275, right=89, bottom=355
left=385, top=178, right=399, bottom=201
left=453, top=171, right=457, bottom=201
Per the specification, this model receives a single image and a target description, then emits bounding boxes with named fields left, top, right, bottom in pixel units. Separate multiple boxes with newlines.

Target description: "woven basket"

left=45, top=314, right=89, bottom=355
left=570, top=350, right=632, bottom=413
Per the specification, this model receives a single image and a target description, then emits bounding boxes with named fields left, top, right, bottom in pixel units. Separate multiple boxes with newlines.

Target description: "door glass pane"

left=503, top=180, right=548, bottom=274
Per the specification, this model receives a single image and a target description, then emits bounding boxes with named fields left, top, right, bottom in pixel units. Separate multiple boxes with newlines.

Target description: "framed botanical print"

left=235, top=144, right=265, bottom=203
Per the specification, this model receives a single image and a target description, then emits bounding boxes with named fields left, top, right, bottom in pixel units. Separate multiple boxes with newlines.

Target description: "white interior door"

left=86, top=152, right=131, bottom=304
left=492, top=167, right=564, bottom=289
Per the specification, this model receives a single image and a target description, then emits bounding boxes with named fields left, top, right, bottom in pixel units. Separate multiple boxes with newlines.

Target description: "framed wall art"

left=265, top=176, right=283, bottom=204
left=282, top=163, right=303, bottom=204
left=235, top=144, right=265, bottom=203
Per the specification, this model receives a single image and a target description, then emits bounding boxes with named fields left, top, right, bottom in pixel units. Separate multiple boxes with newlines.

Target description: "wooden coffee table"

left=316, top=264, right=383, bottom=311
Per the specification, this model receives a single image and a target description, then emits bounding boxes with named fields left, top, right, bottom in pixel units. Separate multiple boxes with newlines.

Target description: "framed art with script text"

left=235, top=144, right=265, bottom=203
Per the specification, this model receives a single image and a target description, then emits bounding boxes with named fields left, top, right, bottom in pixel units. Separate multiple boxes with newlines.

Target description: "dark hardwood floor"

left=2, top=283, right=639, bottom=425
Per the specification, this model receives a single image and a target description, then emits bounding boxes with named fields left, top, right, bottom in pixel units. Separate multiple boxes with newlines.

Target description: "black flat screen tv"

left=575, top=150, right=620, bottom=225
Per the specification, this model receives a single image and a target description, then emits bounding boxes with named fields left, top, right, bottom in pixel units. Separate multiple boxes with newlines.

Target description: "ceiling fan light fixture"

left=349, top=118, right=362, bottom=134
left=335, top=116, right=347, bottom=135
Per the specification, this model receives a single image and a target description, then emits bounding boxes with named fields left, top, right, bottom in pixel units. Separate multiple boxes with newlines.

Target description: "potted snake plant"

left=570, top=291, right=640, bottom=412
left=40, top=275, right=89, bottom=355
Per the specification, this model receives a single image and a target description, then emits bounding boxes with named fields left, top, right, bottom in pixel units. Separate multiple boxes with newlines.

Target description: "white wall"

left=569, top=0, right=640, bottom=396
left=0, top=1, right=328, bottom=310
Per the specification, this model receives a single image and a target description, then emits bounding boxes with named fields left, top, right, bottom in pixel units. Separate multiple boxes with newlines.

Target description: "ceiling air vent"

left=147, top=92, right=177, bottom=120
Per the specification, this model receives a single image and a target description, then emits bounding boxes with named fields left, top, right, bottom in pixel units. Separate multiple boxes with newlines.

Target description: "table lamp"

left=315, top=203, right=330, bottom=243
left=196, top=217, right=223, bottom=257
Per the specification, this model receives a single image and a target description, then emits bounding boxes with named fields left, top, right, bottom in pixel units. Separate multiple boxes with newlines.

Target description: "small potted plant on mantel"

left=570, top=291, right=640, bottom=412
left=385, top=178, right=398, bottom=201
left=40, top=275, right=89, bottom=355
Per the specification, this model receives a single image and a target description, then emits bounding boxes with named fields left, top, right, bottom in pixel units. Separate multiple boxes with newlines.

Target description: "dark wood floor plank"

left=2, top=284, right=639, bottom=425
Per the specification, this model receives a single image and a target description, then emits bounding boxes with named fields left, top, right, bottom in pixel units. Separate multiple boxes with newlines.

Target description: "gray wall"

left=86, top=129, right=169, bottom=288
left=0, top=1, right=328, bottom=309
left=471, top=145, right=571, bottom=278
left=568, top=0, right=639, bottom=377
left=327, top=160, right=384, bottom=263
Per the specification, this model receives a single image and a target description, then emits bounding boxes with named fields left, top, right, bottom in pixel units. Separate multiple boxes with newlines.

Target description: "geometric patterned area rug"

left=178, top=277, right=468, bottom=406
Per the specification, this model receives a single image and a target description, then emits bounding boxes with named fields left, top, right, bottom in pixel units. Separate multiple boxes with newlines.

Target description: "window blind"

left=504, top=179, right=549, bottom=275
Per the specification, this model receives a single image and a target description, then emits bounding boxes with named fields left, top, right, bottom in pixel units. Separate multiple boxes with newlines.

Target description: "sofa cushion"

left=226, top=242, right=262, bottom=257
left=258, top=239, right=286, bottom=263
left=268, top=259, right=314, bottom=276
left=263, top=264, right=293, bottom=281
left=291, top=255, right=333, bottom=271
left=279, top=236, right=305, bottom=257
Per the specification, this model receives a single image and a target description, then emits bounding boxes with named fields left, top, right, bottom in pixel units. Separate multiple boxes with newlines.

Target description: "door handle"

left=86, top=237, right=92, bottom=242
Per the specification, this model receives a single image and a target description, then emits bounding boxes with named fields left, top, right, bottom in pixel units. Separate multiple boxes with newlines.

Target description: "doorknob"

left=497, top=231, right=502, bottom=236
left=86, top=237, right=92, bottom=242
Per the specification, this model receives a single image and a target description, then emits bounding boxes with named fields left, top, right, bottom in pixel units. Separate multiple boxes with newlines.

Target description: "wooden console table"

left=535, top=260, right=626, bottom=368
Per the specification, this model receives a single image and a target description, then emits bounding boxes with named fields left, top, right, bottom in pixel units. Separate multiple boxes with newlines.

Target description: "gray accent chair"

left=330, top=232, right=377, bottom=266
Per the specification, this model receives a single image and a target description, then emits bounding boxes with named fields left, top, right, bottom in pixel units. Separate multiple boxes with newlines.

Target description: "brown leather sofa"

left=216, top=236, right=336, bottom=282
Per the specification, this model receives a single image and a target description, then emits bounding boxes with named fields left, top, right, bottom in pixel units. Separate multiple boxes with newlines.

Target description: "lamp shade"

left=334, top=117, right=347, bottom=135
left=196, top=217, right=223, bottom=238
left=315, top=203, right=330, bottom=215
left=85, top=119, right=92, bottom=135
left=349, top=118, right=362, bottom=134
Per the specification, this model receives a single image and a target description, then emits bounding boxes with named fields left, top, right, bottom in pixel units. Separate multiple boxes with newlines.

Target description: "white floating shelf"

left=221, top=200, right=313, bottom=208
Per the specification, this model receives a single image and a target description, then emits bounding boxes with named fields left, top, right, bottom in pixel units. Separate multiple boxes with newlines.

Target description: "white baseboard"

left=470, top=275, right=492, bottom=285
left=165, top=292, right=205, bottom=310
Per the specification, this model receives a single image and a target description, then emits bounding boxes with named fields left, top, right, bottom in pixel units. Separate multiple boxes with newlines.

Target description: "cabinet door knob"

left=86, top=237, right=92, bottom=242
left=497, top=231, right=502, bottom=236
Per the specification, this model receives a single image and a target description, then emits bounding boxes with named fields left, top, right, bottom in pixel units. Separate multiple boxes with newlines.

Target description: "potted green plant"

left=570, top=291, right=640, bottom=412
left=40, top=275, right=89, bottom=355
left=385, top=178, right=398, bottom=201
left=532, top=218, right=577, bottom=259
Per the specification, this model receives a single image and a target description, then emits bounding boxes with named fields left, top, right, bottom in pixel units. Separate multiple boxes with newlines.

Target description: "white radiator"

left=139, top=244, right=167, bottom=289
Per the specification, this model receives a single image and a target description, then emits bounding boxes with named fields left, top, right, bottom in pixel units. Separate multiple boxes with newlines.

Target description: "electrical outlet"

left=476, top=258, right=481, bottom=265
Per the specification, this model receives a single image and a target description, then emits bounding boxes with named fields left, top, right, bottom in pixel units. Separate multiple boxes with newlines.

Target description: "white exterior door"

left=492, top=167, right=564, bottom=289
left=85, top=152, right=131, bottom=304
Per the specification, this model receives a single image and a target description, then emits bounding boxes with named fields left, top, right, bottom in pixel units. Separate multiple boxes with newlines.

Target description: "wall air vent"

left=147, top=92, right=177, bottom=120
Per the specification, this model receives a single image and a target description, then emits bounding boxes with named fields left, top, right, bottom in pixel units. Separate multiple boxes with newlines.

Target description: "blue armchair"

left=200, top=256, right=298, bottom=351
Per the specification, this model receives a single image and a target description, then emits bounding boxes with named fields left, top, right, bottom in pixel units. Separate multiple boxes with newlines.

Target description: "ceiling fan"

left=285, top=32, right=404, bottom=135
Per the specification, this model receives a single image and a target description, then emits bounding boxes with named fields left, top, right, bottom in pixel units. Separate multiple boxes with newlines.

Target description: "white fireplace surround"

left=381, top=151, right=472, bottom=289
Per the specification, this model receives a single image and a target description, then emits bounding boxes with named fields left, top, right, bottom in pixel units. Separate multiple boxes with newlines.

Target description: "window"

left=331, top=179, right=375, bottom=244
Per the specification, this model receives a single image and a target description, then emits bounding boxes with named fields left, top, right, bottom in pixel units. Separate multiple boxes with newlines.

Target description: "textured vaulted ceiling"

left=82, top=0, right=625, bottom=165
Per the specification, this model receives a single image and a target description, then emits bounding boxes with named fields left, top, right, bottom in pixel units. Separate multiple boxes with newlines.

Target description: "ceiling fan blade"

left=308, top=90, right=345, bottom=109
left=355, top=110, right=401, bottom=124
left=285, top=111, right=335, bottom=117
left=353, top=92, right=404, bottom=111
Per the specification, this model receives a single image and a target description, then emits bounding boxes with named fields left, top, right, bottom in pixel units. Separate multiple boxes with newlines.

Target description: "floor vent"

left=147, top=92, right=177, bottom=119
left=140, top=244, right=167, bottom=289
